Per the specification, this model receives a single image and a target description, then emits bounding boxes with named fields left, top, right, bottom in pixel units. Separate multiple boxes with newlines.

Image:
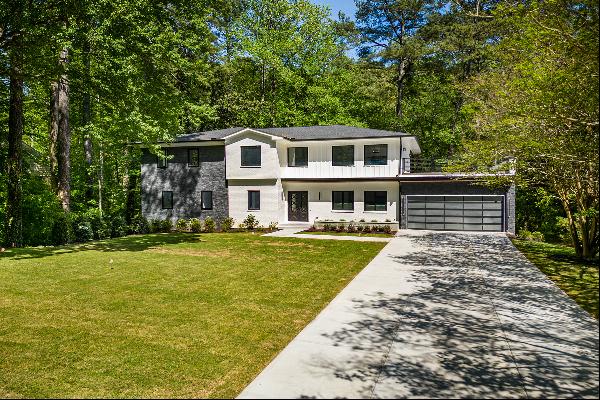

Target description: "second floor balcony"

left=400, top=157, right=516, bottom=176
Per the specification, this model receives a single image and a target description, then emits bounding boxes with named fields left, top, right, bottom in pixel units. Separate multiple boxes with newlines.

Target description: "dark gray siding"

left=141, top=146, right=228, bottom=222
left=399, top=181, right=516, bottom=233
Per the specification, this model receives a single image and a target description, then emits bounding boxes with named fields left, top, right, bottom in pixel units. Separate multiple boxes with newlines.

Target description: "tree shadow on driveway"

left=310, top=232, right=599, bottom=398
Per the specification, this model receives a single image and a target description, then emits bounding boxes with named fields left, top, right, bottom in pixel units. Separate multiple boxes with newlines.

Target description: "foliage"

left=518, top=230, right=544, bottom=243
left=220, top=217, right=234, bottom=232
left=128, top=215, right=149, bottom=235
left=50, top=212, right=74, bottom=245
left=160, top=219, right=173, bottom=233
left=242, top=214, right=258, bottom=230
left=267, top=221, right=278, bottom=231
left=203, top=216, right=215, bottom=232
left=176, top=218, right=189, bottom=232
left=456, top=0, right=599, bottom=258
left=190, top=218, right=202, bottom=233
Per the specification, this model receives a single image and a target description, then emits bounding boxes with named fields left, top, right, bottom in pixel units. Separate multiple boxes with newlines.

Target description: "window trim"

left=364, top=191, right=387, bottom=212
left=241, top=145, right=262, bottom=167
left=188, top=148, right=200, bottom=167
left=287, top=146, right=309, bottom=167
left=162, top=191, right=173, bottom=209
left=332, top=191, right=354, bottom=211
left=364, top=144, right=388, bottom=166
left=248, top=190, right=261, bottom=210
left=201, top=190, right=213, bottom=210
left=332, top=145, right=354, bottom=167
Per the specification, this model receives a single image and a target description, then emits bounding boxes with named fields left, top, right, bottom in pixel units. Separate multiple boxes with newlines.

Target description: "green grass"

left=512, top=239, right=599, bottom=319
left=298, top=230, right=394, bottom=238
left=0, top=233, right=385, bottom=398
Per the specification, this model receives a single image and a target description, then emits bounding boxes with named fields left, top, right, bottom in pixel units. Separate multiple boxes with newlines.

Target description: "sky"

left=312, top=0, right=357, bottom=20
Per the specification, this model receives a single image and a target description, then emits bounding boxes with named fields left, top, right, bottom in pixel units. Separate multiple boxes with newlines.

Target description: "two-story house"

left=141, top=125, right=515, bottom=233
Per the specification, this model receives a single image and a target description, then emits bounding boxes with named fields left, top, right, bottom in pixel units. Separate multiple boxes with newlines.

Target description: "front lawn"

left=512, top=239, right=599, bottom=319
left=0, top=233, right=385, bottom=398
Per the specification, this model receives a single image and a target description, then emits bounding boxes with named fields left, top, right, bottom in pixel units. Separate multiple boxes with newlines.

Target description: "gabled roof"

left=174, top=125, right=411, bottom=142
left=173, top=127, right=245, bottom=142
left=260, top=125, right=410, bottom=140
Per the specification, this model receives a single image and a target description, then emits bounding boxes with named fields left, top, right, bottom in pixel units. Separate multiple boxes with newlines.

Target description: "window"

left=364, top=191, right=387, bottom=211
left=248, top=191, right=260, bottom=210
left=201, top=191, right=213, bottom=210
left=288, top=147, right=308, bottom=167
left=162, top=191, right=173, bottom=209
left=241, top=146, right=261, bottom=167
left=157, top=149, right=168, bottom=168
left=332, top=191, right=354, bottom=210
left=332, top=145, right=354, bottom=166
left=188, top=148, right=199, bottom=167
left=364, top=144, right=388, bottom=166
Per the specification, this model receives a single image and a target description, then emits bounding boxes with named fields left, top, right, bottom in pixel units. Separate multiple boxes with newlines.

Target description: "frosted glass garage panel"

left=406, top=195, right=504, bottom=232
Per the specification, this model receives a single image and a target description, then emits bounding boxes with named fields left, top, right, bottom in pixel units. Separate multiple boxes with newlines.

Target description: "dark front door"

left=288, top=191, right=309, bottom=222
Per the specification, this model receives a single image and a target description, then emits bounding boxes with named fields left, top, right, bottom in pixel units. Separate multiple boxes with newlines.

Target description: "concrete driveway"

left=238, top=231, right=599, bottom=399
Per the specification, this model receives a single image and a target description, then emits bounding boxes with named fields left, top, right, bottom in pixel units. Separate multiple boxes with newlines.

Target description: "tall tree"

left=355, top=0, right=438, bottom=119
left=2, top=0, right=25, bottom=247
left=459, top=0, right=599, bottom=258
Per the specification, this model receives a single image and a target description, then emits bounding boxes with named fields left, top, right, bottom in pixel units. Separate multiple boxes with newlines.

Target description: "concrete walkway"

left=238, top=231, right=599, bottom=399
left=263, top=228, right=392, bottom=243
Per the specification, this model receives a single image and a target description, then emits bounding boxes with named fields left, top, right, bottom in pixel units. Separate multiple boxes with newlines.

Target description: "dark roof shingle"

left=175, top=125, right=408, bottom=142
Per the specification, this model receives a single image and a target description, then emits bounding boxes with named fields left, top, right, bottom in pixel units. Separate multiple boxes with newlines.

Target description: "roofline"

left=222, top=128, right=283, bottom=141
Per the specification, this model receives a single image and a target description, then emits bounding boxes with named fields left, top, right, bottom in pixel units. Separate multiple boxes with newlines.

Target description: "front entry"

left=288, top=191, right=309, bottom=222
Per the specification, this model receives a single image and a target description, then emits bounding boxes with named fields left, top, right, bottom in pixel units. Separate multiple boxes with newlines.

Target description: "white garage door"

left=407, top=195, right=504, bottom=231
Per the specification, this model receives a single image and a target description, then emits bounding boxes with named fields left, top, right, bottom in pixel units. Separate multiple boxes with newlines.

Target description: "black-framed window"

left=332, top=191, right=354, bottom=210
left=364, top=191, right=387, bottom=211
left=201, top=191, right=213, bottom=210
left=248, top=190, right=260, bottom=210
left=288, top=147, right=308, bottom=167
left=364, top=144, right=388, bottom=166
left=188, top=148, right=199, bottom=167
left=241, top=146, right=261, bottom=167
left=157, top=149, right=168, bottom=168
left=332, top=145, right=354, bottom=166
left=162, top=191, right=173, bottom=209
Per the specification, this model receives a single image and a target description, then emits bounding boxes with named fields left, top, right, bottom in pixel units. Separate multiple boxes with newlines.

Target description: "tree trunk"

left=49, top=81, right=59, bottom=192
left=395, top=58, right=410, bottom=119
left=82, top=40, right=94, bottom=202
left=56, top=47, right=71, bottom=212
left=4, top=37, right=24, bottom=247
left=98, top=142, right=104, bottom=216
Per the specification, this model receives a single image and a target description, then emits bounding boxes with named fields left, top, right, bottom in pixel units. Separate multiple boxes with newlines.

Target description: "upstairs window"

left=241, top=146, right=261, bottom=167
left=201, top=191, right=213, bottom=210
left=364, top=144, right=388, bottom=166
left=364, top=191, right=387, bottom=211
left=332, top=191, right=354, bottom=211
left=188, top=148, right=199, bottom=167
left=248, top=190, right=261, bottom=210
left=288, top=147, right=308, bottom=167
left=162, top=191, right=173, bottom=209
left=332, top=145, right=354, bottom=166
left=157, top=149, right=168, bottom=168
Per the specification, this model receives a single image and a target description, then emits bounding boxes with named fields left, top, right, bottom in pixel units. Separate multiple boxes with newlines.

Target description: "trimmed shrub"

left=243, top=214, right=259, bottom=230
left=519, top=230, right=544, bottom=242
left=382, top=225, right=392, bottom=234
left=149, top=219, right=162, bottom=233
left=74, top=220, right=94, bottom=242
left=268, top=221, right=278, bottom=231
left=128, top=215, right=149, bottom=235
left=362, top=225, right=372, bottom=233
left=190, top=218, right=202, bottom=233
left=346, top=223, right=357, bottom=233
left=176, top=218, right=189, bottom=232
left=51, top=212, right=74, bottom=245
left=160, top=219, right=173, bottom=233
left=110, top=214, right=128, bottom=238
left=203, top=217, right=215, bottom=232
left=220, top=217, right=234, bottom=232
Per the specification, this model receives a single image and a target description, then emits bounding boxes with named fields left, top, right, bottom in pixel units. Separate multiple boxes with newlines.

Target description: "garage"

left=406, top=195, right=504, bottom=231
